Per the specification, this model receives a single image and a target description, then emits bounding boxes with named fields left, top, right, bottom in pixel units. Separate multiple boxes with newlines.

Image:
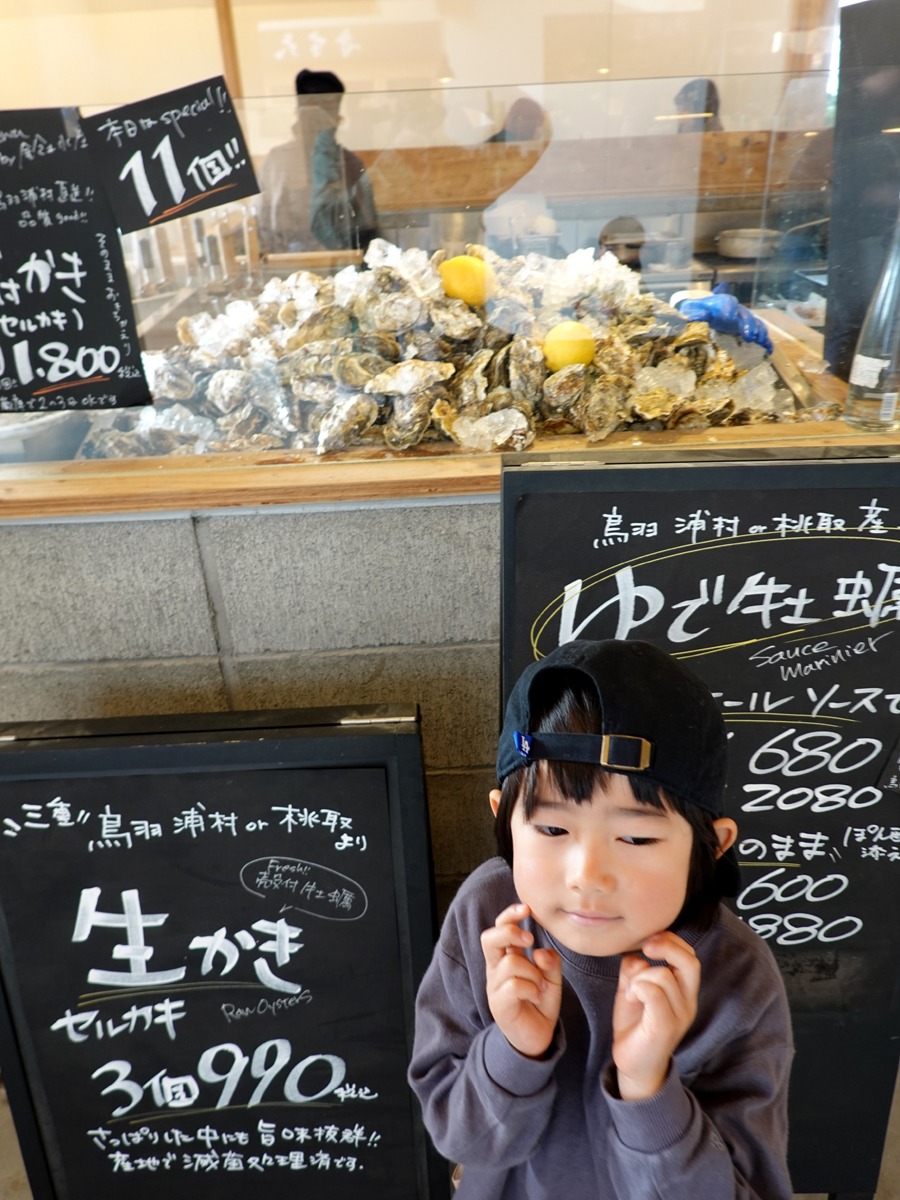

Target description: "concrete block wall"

left=0, top=495, right=501, bottom=912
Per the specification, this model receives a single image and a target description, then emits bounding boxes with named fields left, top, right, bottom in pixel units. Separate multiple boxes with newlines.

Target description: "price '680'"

left=748, top=729, right=883, bottom=777
left=1, top=340, right=121, bottom=386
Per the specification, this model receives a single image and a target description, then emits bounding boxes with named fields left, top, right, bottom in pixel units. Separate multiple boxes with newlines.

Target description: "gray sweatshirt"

left=409, top=858, right=793, bottom=1200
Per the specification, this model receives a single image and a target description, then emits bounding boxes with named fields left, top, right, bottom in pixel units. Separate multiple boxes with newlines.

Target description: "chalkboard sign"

left=0, top=108, right=149, bottom=411
left=81, top=78, right=258, bottom=235
left=0, top=705, right=446, bottom=1200
left=502, top=458, right=900, bottom=1195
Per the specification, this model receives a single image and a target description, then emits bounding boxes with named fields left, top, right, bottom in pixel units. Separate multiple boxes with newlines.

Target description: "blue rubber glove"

left=677, top=283, right=773, bottom=354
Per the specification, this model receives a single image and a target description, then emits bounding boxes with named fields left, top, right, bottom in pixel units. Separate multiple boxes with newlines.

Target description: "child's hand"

left=612, top=931, right=700, bottom=1100
left=480, top=903, right=562, bottom=1059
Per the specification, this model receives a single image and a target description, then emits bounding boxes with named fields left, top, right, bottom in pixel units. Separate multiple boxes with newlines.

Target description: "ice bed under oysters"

left=78, top=240, right=839, bottom=461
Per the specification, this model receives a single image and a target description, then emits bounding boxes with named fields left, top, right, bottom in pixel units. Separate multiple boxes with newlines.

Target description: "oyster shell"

left=206, top=370, right=252, bottom=415
left=675, top=342, right=714, bottom=377
left=402, top=331, right=454, bottom=362
left=354, top=291, right=424, bottom=333
left=176, top=313, right=210, bottom=347
left=143, top=428, right=199, bottom=456
left=698, top=348, right=740, bottom=384
left=278, top=339, right=355, bottom=382
left=508, top=337, right=547, bottom=409
left=291, top=377, right=341, bottom=406
left=453, top=348, right=494, bottom=416
left=670, top=320, right=711, bottom=350
left=365, top=360, right=455, bottom=396
left=354, top=332, right=401, bottom=361
left=542, top=364, right=586, bottom=413
left=479, top=324, right=513, bottom=352
left=667, top=408, right=710, bottom=431
left=151, top=359, right=196, bottom=403
left=429, top=298, right=483, bottom=341
left=332, top=353, right=393, bottom=389
left=593, top=334, right=635, bottom=378
left=278, top=300, right=301, bottom=328
left=667, top=393, right=733, bottom=429
left=430, top=396, right=460, bottom=441
left=383, top=388, right=435, bottom=450
left=540, top=415, right=581, bottom=436
left=487, top=342, right=511, bottom=391
left=371, top=265, right=405, bottom=293
left=571, top=371, right=630, bottom=442
left=284, top=305, right=352, bottom=351
left=253, top=387, right=302, bottom=434
left=793, top=401, right=842, bottom=422
left=78, top=429, right=146, bottom=459
left=729, top=408, right=779, bottom=426
left=486, top=385, right=523, bottom=414
left=255, top=301, right=282, bottom=326
left=218, top=401, right=271, bottom=439
left=630, top=386, right=682, bottom=422
left=317, top=393, right=380, bottom=455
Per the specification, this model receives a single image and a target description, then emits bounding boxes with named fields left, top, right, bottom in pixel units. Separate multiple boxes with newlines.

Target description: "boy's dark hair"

left=494, top=669, right=726, bottom=932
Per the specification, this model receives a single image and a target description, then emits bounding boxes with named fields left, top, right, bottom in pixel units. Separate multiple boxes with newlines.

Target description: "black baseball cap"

left=497, top=639, right=739, bottom=894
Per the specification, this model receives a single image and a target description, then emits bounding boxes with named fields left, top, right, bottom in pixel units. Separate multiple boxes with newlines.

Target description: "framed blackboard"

left=0, top=108, right=149, bottom=411
left=502, top=457, right=900, bottom=1195
left=0, top=705, right=446, bottom=1200
left=81, top=78, right=258, bottom=235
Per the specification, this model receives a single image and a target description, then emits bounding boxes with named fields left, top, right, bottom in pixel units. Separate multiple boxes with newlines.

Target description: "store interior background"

left=0, top=0, right=891, bottom=1196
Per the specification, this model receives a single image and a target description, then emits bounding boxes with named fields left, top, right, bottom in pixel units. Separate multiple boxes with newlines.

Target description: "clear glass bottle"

left=845, top=213, right=900, bottom=432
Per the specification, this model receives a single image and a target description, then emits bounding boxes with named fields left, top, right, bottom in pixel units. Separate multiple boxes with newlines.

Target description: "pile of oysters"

left=77, top=240, right=837, bottom=461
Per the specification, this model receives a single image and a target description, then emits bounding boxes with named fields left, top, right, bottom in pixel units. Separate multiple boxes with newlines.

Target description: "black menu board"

left=502, top=457, right=900, bottom=1195
left=0, top=108, right=148, bottom=411
left=0, top=707, right=445, bottom=1200
left=81, top=77, right=258, bottom=235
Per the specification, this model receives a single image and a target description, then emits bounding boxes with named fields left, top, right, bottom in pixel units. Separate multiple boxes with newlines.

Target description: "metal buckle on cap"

left=600, top=734, right=652, bottom=772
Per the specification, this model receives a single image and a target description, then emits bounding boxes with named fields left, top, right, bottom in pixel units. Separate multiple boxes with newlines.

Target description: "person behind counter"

left=674, top=78, right=724, bottom=133
left=408, top=639, right=793, bottom=1200
left=256, top=69, right=379, bottom=255
left=486, top=98, right=548, bottom=144
left=599, top=216, right=645, bottom=271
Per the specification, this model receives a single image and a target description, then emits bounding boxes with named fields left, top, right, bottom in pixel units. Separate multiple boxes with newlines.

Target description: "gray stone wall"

left=0, top=495, right=501, bottom=913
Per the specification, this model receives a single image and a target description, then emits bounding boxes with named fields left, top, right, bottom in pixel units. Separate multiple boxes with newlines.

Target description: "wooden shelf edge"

left=0, top=421, right=898, bottom=519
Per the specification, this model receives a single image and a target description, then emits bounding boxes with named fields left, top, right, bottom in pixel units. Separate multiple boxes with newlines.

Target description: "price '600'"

left=737, top=866, right=863, bottom=946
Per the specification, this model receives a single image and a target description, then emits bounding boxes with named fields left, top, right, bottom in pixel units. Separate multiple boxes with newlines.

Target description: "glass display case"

left=3, top=71, right=847, bottom=468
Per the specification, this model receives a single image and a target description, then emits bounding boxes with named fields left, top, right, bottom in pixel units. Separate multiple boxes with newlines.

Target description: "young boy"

left=409, top=639, right=793, bottom=1200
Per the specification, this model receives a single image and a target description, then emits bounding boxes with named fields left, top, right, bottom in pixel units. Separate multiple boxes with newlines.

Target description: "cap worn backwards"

left=497, top=639, right=739, bottom=893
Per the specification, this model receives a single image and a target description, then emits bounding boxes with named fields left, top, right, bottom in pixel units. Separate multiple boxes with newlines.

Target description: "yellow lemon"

left=542, top=321, right=596, bottom=373
left=438, top=255, right=496, bottom=308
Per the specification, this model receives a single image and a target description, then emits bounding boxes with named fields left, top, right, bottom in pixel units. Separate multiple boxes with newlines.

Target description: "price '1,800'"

left=0, top=341, right=121, bottom=386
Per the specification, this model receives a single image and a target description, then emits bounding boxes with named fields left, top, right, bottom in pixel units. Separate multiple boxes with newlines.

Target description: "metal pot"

left=716, top=228, right=781, bottom=259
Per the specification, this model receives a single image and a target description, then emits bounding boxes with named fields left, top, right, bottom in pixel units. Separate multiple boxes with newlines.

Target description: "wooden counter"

left=357, top=129, right=833, bottom=213
left=0, top=313, right=889, bottom=521
left=0, top=418, right=894, bottom=520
